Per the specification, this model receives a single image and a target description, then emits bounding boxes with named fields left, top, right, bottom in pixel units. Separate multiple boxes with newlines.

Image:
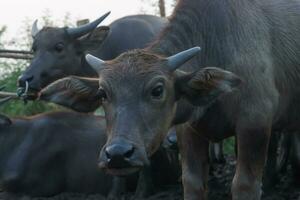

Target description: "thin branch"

left=0, top=91, right=18, bottom=99
left=0, top=53, right=33, bottom=60
left=0, top=49, right=32, bottom=54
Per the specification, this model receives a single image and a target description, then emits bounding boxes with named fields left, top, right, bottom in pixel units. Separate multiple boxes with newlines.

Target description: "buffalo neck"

left=147, top=0, right=263, bottom=71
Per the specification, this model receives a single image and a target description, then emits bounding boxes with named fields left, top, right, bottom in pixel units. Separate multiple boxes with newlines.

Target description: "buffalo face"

left=39, top=47, right=241, bottom=176
left=18, top=13, right=110, bottom=100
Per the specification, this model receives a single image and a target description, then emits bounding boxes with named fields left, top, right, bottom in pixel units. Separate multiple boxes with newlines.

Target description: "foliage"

left=0, top=68, right=61, bottom=117
left=223, top=137, right=235, bottom=155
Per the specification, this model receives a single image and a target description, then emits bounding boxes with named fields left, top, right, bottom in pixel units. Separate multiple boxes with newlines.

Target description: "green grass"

left=223, top=137, right=235, bottom=155
left=0, top=68, right=60, bottom=117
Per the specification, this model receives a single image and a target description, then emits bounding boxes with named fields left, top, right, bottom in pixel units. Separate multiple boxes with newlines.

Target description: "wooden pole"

left=0, top=53, right=33, bottom=60
left=0, top=49, right=32, bottom=54
left=0, top=91, right=18, bottom=99
left=0, top=49, right=33, bottom=60
left=159, top=0, right=166, bottom=17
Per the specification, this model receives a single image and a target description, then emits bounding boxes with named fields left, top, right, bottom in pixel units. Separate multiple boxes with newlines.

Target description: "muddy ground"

left=1, top=156, right=299, bottom=200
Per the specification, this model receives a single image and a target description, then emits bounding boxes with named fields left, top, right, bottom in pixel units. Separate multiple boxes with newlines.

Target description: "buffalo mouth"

left=104, top=167, right=141, bottom=176
left=98, top=161, right=143, bottom=176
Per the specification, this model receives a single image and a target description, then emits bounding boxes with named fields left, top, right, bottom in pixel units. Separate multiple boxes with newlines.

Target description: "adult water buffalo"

left=38, top=0, right=300, bottom=199
left=18, top=13, right=167, bottom=99
left=0, top=110, right=113, bottom=197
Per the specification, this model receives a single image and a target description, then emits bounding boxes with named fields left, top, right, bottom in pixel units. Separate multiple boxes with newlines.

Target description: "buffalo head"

left=39, top=47, right=241, bottom=176
left=18, top=12, right=111, bottom=99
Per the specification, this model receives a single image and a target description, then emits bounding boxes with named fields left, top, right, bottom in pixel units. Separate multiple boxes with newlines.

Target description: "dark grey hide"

left=0, top=112, right=112, bottom=197
left=0, top=111, right=180, bottom=198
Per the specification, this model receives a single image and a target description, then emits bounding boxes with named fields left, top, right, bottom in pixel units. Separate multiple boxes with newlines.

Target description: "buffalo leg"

left=177, top=124, right=209, bottom=200
left=262, top=131, right=278, bottom=192
left=291, top=132, right=300, bottom=185
left=133, top=165, right=154, bottom=198
left=232, top=125, right=271, bottom=200
left=209, top=142, right=225, bottom=164
left=107, top=177, right=126, bottom=200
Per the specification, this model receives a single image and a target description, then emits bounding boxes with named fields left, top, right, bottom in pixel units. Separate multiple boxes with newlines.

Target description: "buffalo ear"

left=78, top=26, right=110, bottom=50
left=175, top=67, right=242, bottom=106
left=39, top=76, right=101, bottom=112
left=0, top=115, right=12, bottom=126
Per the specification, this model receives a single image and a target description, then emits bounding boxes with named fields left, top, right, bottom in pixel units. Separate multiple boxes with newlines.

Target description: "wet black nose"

left=105, top=143, right=135, bottom=167
left=18, top=75, right=33, bottom=87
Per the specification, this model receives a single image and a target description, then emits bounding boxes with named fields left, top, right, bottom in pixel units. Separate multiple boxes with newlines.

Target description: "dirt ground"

left=1, top=156, right=299, bottom=200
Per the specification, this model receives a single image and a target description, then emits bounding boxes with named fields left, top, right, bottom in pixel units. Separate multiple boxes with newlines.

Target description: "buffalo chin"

left=105, top=167, right=141, bottom=176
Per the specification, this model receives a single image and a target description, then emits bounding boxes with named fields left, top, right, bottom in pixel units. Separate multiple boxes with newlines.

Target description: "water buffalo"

left=17, top=13, right=167, bottom=99
left=15, top=12, right=180, bottom=198
left=0, top=109, right=180, bottom=198
left=0, top=92, right=180, bottom=198
left=0, top=110, right=113, bottom=197
left=38, top=0, right=300, bottom=199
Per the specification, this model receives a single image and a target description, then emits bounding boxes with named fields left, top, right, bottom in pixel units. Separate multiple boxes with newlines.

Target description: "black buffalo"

left=0, top=109, right=180, bottom=198
left=18, top=13, right=167, bottom=99
left=0, top=111, right=112, bottom=197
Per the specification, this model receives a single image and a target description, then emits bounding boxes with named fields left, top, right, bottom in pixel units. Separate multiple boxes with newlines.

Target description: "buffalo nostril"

left=18, top=75, right=34, bottom=87
left=105, top=148, right=111, bottom=159
left=124, top=146, right=135, bottom=158
left=168, top=134, right=177, bottom=144
left=105, top=143, right=135, bottom=160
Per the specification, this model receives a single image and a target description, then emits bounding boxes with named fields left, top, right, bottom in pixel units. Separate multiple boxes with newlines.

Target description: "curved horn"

left=67, top=11, right=111, bottom=38
left=167, top=47, right=201, bottom=71
left=85, top=54, right=105, bottom=72
left=31, top=20, right=41, bottom=38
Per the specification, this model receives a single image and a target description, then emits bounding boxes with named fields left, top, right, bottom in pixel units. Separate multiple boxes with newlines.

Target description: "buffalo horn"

left=167, top=47, right=201, bottom=71
left=85, top=54, right=105, bottom=72
left=67, top=11, right=110, bottom=38
left=31, top=20, right=41, bottom=38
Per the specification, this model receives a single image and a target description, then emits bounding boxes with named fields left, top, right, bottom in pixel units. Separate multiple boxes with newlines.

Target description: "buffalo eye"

left=96, top=87, right=107, bottom=101
left=151, top=84, right=164, bottom=99
left=54, top=43, right=64, bottom=53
